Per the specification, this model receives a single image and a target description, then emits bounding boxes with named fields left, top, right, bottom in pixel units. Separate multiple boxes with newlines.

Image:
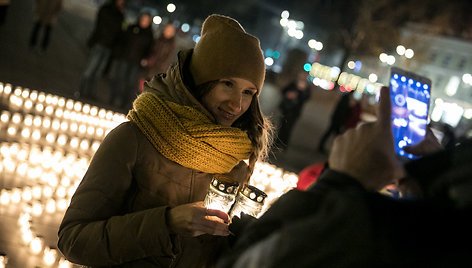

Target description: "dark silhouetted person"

left=78, top=0, right=125, bottom=99
left=110, top=13, right=153, bottom=109
left=218, top=87, right=472, bottom=268
left=28, top=0, right=63, bottom=54
left=318, top=91, right=360, bottom=153
left=276, top=71, right=311, bottom=150
left=143, top=23, right=177, bottom=80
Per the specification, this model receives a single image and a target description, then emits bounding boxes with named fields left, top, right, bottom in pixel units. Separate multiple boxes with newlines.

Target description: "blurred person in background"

left=275, top=71, right=311, bottom=150
left=142, top=23, right=177, bottom=80
left=58, top=14, right=274, bottom=267
left=28, top=0, right=63, bottom=54
left=110, top=12, right=153, bottom=110
left=318, top=90, right=361, bottom=153
left=77, top=0, right=125, bottom=99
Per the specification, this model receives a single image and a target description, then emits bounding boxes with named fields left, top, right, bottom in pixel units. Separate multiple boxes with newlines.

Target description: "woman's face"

left=202, top=78, right=257, bottom=126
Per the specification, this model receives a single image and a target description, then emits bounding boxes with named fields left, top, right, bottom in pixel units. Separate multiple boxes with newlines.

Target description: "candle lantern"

left=229, top=185, right=267, bottom=219
left=203, top=175, right=239, bottom=214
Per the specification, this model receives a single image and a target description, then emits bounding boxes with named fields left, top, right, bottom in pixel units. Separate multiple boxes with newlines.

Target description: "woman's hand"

left=166, top=201, right=230, bottom=237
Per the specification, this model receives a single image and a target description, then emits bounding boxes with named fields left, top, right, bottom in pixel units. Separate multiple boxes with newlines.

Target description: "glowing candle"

left=17, top=162, right=28, bottom=176
left=203, top=176, right=239, bottom=213
left=33, top=115, right=42, bottom=127
left=4, top=84, right=12, bottom=95
left=43, top=247, right=57, bottom=266
left=80, top=140, right=89, bottom=151
left=58, top=97, right=65, bottom=107
left=21, top=128, right=31, bottom=139
left=57, top=198, right=68, bottom=211
left=32, top=185, right=42, bottom=199
left=45, top=199, right=56, bottom=213
left=10, top=188, right=21, bottom=204
left=42, top=117, right=51, bottom=128
left=65, top=99, right=74, bottom=110
left=43, top=186, right=53, bottom=198
left=57, top=134, right=67, bottom=146
left=87, top=126, right=95, bottom=136
left=24, top=114, right=33, bottom=126
left=92, top=141, right=100, bottom=152
left=74, top=101, right=82, bottom=112
left=90, top=106, right=98, bottom=116
left=12, top=113, right=21, bottom=124
left=70, top=138, right=79, bottom=149
left=30, top=90, right=38, bottom=101
left=51, top=119, right=61, bottom=130
left=31, top=202, right=43, bottom=216
left=45, top=105, right=54, bottom=115
left=46, top=133, right=56, bottom=144
left=58, top=258, right=72, bottom=268
left=22, top=187, right=33, bottom=201
left=36, top=103, right=44, bottom=112
left=60, top=121, right=68, bottom=131
left=32, top=129, right=41, bottom=141
left=83, top=104, right=91, bottom=114
left=229, top=185, right=267, bottom=219
left=21, top=88, right=30, bottom=98
left=30, top=236, right=44, bottom=254
left=0, top=111, right=10, bottom=123
left=24, top=99, right=33, bottom=110
left=78, top=124, right=87, bottom=134
left=0, top=189, right=10, bottom=205
left=98, top=109, right=106, bottom=119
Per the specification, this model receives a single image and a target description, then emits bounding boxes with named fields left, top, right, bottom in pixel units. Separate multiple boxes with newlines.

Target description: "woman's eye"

left=243, top=89, right=255, bottom=96
left=223, top=81, right=233, bottom=87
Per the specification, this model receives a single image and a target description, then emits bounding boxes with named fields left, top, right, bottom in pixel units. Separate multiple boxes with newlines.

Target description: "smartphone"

left=389, top=67, right=432, bottom=160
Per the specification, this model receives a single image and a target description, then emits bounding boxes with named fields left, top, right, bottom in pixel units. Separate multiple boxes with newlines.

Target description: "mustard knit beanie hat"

left=189, top=14, right=265, bottom=94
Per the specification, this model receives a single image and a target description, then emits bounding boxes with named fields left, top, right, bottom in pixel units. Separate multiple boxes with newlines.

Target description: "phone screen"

left=389, top=67, right=431, bottom=159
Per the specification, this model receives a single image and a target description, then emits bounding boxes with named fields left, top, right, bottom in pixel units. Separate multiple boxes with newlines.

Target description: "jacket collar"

left=143, top=49, right=215, bottom=122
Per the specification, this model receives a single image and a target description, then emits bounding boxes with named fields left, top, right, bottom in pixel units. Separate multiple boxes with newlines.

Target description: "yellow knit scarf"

left=127, top=92, right=253, bottom=174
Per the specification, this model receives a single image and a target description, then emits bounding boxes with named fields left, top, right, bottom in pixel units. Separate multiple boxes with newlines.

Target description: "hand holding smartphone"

left=389, top=67, right=432, bottom=160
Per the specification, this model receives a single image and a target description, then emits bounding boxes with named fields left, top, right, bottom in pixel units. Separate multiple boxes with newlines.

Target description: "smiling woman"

left=57, top=14, right=273, bottom=268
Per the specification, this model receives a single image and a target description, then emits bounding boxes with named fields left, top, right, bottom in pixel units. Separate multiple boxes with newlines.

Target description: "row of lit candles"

left=1, top=110, right=110, bottom=139
left=2, top=107, right=122, bottom=136
left=8, top=95, right=125, bottom=131
left=3, top=125, right=101, bottom=153
left=1, top=83, right=125, bottom=123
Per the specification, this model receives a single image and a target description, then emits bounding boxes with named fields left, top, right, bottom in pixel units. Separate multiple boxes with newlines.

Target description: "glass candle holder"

left=203, top=175, right=239, bottom=214
left=229, top=185, right=267, bottom=219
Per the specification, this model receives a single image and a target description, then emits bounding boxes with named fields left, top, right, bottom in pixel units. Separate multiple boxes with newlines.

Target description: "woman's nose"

left=228, top=92, right=242, bottom=113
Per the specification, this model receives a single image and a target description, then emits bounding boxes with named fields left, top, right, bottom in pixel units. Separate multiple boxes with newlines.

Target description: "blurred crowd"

left=77, top=0, right=178, bottom=110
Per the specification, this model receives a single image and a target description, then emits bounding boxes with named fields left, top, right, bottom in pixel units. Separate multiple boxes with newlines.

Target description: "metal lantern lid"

left=240, top=185, right=267, bottom=204
left=210, top=175, right=239, bottom=195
